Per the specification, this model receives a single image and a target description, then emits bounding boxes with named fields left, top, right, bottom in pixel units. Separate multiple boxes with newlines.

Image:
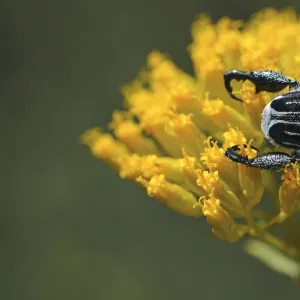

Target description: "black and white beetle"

left=223, top=70, right=300, bottom=170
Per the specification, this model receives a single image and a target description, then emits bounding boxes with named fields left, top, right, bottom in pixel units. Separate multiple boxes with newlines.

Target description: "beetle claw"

left=224, top=70, right=298, bottom=102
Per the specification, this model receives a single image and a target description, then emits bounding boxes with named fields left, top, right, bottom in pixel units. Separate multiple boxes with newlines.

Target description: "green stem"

left=246, top=211, right=300, bottom=260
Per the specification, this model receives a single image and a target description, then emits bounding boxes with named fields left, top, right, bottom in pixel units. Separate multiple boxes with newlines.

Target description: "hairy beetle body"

left=262, top=91, right=300, bottom=149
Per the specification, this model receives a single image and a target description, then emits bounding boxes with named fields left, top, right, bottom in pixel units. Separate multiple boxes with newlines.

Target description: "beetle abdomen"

left=262, top=91, right=300, bottom=148
left=270, top=91, right=300, bottom=111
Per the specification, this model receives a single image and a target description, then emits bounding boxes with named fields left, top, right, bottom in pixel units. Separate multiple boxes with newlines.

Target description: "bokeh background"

left=4, top=0, right=300, bottom=299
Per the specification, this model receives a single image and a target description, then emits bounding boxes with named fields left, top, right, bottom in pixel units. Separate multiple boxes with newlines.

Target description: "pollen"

left=137, top=174, right=203, bottom=217
left=223, top=127, right=258, bottom=159
left=82, top=8, right=300, bottom=267
left=201, top=136, right=239, bottom=192
left=201, top=137, right=225, bottom=170
left=223, top=126, right=246, bottom=148
left=196, top=169, right=243, bottom=216
left=202, top=193, right=247, bottom=242
left=196, top=169, right=219, bottom=193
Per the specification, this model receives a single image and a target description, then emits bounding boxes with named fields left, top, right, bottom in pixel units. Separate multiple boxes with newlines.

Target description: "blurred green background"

left=3, top=0, right=300, bottom=299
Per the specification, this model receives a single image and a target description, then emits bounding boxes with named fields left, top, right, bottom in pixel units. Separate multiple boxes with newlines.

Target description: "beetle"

left=223, top=70, right=300, bottom=170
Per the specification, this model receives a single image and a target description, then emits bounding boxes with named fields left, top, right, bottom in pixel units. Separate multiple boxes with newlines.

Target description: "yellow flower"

left=81, top=8, right=300, bottom=273
left=279, top=163, right=300, bottom=215
left=201, top=192, right=248, bottom=243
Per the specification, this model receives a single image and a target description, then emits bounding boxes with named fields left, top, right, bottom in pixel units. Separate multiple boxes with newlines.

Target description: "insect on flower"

left=224, top=70, right=300, bottom=170
left=81, top=9, right=300, bottom=278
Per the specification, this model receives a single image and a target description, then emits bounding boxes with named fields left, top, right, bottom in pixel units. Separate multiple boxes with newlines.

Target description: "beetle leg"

left=225, top=144, right=294, bottom=170
left=224, top=70, right=299, bottom=102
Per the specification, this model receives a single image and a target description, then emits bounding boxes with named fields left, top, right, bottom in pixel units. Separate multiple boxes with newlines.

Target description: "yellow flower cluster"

left=81, top=8, right=300, bottom=260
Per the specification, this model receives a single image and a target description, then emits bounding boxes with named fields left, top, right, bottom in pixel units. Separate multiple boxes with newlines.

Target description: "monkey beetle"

left=224, top=70, right=300, bottom=170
